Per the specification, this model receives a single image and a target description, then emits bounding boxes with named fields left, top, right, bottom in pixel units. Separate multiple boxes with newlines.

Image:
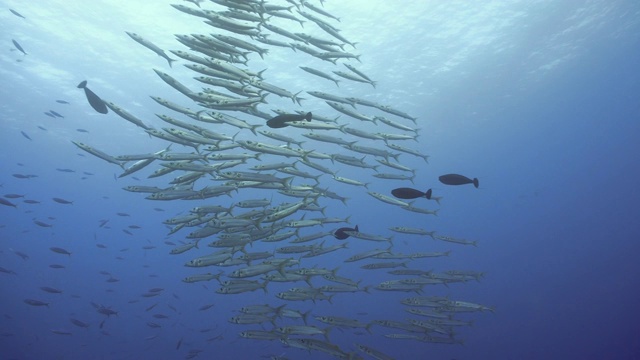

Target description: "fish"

left=56, top=100, right=70, bottom=104
left=391, top=187, right=432, bottom=200
left=125, top=32, right=176, bottom=67
left=40, top=286, right=63, bottom=294
left=12, top=39, right=27, bottom=55
left=49, top=110, right=64, bottom=118
left=50, top=247, right=72, bottom=256
left=52, top=197, right=73, bottom=204
left=333, top=224, right=358, bottom=240
left=20, top=131, right=32, bottom=140
left=0, top=198, right=17, bottom=208
left=10, top=9, right=26, bottom=19
left=267, top=112, right=312, bottom=128
left=24, top=299, right=49, bottom=307
left=77, top=80, right=108, bottom=114
left=439, top=174, right=479, bottom=188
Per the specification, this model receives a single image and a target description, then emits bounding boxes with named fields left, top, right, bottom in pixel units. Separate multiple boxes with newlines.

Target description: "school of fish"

left=4, top=1, right=491, bottom=359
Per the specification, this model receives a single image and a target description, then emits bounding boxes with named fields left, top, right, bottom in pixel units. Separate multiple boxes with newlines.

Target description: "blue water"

left=2, top=1, right=640, bottom=359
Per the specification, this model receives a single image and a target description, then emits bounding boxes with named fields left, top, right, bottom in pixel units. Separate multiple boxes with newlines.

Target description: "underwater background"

left=1, top=1, right=639, bottom=359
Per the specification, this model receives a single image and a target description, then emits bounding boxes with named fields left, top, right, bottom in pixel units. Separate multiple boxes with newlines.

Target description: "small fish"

left=334, top=224, right=358, bottom=240
left=77, top=80, right=108, bottom=114
left=52, top=197, right=73, bottom=204
left=12, top=39, right=27, bottom=55
left=34, top=220, right=53, bottom=228
left=21, top=131, right=32, bottom=140
left=266, top=112, right=312, bottom=128
left=56, top=100, right=70, bottom=104
left=44, top=112, right=56, bottom=118
left=391, top=187, right=432, bottom=200
left=439, top=174, right=479, bottom=188
left=70, top=318, right=90, bottom=328
left=24, top=299, right=49, bottom=307
left=49, top=110, right=64, bottom=118
left=0, top=198, right=17, bottom=208
left=76, top=128, right=89, bottom=133
left=50, top=247, right=72, bottom=256
left=40, top=286, right=63, bottom=294
left=10, top=9, right=26, bottom=19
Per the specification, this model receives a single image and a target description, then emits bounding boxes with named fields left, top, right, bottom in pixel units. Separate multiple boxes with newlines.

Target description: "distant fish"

left=0, top=198, right=17, bottom=208
left=44, top=112, right=56, bottom=118
left=77, top=80, right=108, bottom=114
left=52, top=197, right=73, bottom=204
left=12, top=39, right=27, bottom=55
left=334, top=224, right=358, bottom=240
left=50, top=247, right=72, bottom=256
left=40, top=286, right=63, bottom=294
left=70, top=318, right=90, bottom=328
left=21, top=131, right=32, bottom=141
left=439, top=174, right=479, bottom=188
left=391, top=187, right=432, bottom=200
left=49, top=110, right=64, bottom=118
left=56, top=100, right=70, bottom=104
left=24, top=299, right=49, bottom=307
left=34, top=220, right=53, bottom=228
left=5, top=194, right=25, bottom=198
left=267, top=112, right=312, bottom=128
left=76, top=128, right=89, bottom=133
left=10, top=9, right=26, bottom=19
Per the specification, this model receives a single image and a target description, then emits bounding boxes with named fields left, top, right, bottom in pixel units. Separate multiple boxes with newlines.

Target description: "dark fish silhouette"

left=77, top=80, right=108, bottom=114
left=391, top=187, right=432, bottom=200
left=10, top=9, right=26, bottom=19
left=439, top=174, right=479, bottom=188
left=49, top=110, right=64, bottom=118
left=12, top=39, right=27, bottom=55
left=56, top=100, right=70, bottom=104
left=266, top=112, right=312, bottom=128
left=334, top=224, right=358, bottom=240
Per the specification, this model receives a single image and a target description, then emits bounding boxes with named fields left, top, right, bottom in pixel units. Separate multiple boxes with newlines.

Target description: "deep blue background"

left=2, top=1, right=639, bottom=359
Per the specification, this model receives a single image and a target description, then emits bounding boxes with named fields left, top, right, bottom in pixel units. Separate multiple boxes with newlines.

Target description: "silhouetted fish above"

left=77, top=80, right=108, bottom=114
left=391, top=187, right=432, bottom=200
left=334, top=224, right=358, bottom=240
left=439, top=174, right=479, bottom=188
left=10, top=9, right=25, bottom=19
left=12, top=39, right=27, bottom=55
left=266, top=112, right=312, bottom=128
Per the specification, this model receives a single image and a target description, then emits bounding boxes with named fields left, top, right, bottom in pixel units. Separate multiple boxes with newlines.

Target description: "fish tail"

left=305, top=112, right=312, bottom=122
left=473, top=178, right=479, bottom=188
left=77, top=80, right=87, bottom=89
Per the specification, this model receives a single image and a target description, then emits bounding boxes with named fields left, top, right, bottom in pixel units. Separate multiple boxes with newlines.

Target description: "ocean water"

left=2, top=1, right=640, bottom=359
